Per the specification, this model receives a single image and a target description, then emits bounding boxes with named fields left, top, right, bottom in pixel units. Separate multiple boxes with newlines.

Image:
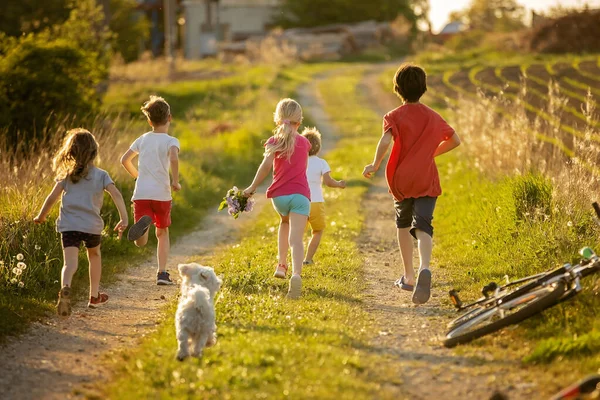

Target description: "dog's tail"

left=189, top=285, right=211, bottom=312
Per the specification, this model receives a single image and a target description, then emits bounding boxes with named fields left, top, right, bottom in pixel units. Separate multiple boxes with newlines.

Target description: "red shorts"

left=133, top=200, right=172, bottom=229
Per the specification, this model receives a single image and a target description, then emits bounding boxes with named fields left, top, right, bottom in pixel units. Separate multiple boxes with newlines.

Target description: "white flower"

left=12, top=267, right=22, bottom=276
left=567, top=221, right=573, bottom=227
left=10, top=278, right=17, bottom=284
left=17, top=262, right=26, bottom=270
left=18, top=282, right=24, bottom=288
left=268, top=227, right=276, bottom=233
left=35, top=245, right=41, bottom=251
left=16, top=253, right=24, bottom=261
left=330, top=221, right=337, bottom=227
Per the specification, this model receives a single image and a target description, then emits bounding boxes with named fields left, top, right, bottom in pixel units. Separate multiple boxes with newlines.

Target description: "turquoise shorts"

left=271, top=194, right=311, bottom=217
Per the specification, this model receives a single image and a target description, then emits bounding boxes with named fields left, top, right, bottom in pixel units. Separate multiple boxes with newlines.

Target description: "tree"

left=274, top=0, right=417, bottom=29
left=452, top=0, right=525, bottom=32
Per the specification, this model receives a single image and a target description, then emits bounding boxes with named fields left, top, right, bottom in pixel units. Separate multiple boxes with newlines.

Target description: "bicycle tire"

left=447, top=304, right=492, bottom=330
left=443, top=281, right=567, bottom=348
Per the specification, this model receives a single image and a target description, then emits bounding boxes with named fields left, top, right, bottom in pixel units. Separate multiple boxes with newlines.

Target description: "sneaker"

left=302, top=260, right=314, bottom=266
left=56, top=286, right=71, bottom=317
left=127, top=215, right=152, bottom=241
left=157, top=271, right=175, bottom=285
left=273, top=264, right=288, bottom=279
left=287, top=274, right=302, bottom=299
left=88, top=292, right=109, bottom=308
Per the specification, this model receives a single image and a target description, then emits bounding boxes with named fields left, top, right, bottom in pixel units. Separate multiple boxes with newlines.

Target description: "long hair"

left=264, top=98, right=303, bottom=161
left=52, top=128, right=98, bottom=183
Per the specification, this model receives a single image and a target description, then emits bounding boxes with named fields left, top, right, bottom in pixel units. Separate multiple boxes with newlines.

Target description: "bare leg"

left=397, top=228, right=415, bottom=286
left=61, top=247, right=80, bottom=288
left=289, top=212, right=308, bottom=276
left=415, top=229, right=432, bottom=271
left=278, top=215, right=290, bottom=266
left=304, top=230, right=323, bottom=262
left=86, top=245, right=102, bottom=297
left=134, top=229, right=150, bottom=247
left=156, top=227, right=170, bottom=273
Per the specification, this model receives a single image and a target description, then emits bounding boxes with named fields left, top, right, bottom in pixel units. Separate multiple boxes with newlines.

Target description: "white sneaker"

left=287, top=275, right=302, bottom=299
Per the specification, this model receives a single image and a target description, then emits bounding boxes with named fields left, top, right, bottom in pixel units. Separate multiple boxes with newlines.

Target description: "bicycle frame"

left=451, top=256, right=599, bottom=312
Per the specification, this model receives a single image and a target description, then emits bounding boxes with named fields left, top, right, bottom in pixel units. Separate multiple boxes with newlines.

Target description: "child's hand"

left=114, top=220, right=128, bottom=240
left=338, top=180, right=347, bottom=189
left=362, top=164, right=377, bottom=179
left=172, top=182, right=182, bottom=192
left=33, top=215, right=46, bottom=224
left=243, top=186, right=256, bottom=197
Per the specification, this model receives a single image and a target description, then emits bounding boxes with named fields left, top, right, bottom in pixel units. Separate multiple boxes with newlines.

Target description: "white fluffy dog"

left=175, top=263, right=222, bottom=361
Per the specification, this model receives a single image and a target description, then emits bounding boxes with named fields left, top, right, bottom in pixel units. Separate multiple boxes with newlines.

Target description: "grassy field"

left=96, top=67, right=412, bottom=399
left=378, top=50, right=600, bottom=372
left=0, top=62, right=332, bottom=339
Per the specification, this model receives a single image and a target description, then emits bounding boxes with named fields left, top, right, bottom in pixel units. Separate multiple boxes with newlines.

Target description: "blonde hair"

left=265, top=98, right=303, bottom=160
left=52, top=128, right=98, bottom=183
left=141, top=95, right=171, bottom=125
left=301, top=127, right=321, bottom=156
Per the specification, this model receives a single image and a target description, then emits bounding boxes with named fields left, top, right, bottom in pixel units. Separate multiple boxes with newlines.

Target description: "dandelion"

left=12, top=267, right=22, bottom=276
left=10, top=278, right=17, bottom=284
left=268, top=227, right=276, bottom=233
left=330, top=221, right=337, bottom=227
left=35, top=245, right=41, bottom=251
left=17, top=262, right=26, bottom=270
left=567, top=221, right=573, bottom=227
left=18, top=282, right=24, bottom=288
left=16, top=253, right=24, bottom=261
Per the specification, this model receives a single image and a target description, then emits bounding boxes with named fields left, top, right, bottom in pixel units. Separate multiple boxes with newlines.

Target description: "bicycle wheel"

left=443, top=281, right=567, bottom=348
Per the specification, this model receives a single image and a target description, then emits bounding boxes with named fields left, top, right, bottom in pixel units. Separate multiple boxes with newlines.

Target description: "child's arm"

left=105, top=183, right=129, bottom=239
left=323, top=172, right=346, bottom=189
left=243, top=153, right=276, bottom=196
left=169, top=146, right=181, bottom=192
left=363, top=129, right=393, bottom=178
left=33, top=182, right=64, bottom=223
left=434, top=132, right=461, bottom=158
left=120, top=149, right=139, bottom=179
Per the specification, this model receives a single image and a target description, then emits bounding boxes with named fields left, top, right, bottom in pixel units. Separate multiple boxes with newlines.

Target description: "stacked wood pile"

left=219, top=20, right=397, bottom=63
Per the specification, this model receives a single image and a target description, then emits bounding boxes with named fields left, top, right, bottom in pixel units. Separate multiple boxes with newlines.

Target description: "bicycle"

left=442, top=203, right=600, bottom=348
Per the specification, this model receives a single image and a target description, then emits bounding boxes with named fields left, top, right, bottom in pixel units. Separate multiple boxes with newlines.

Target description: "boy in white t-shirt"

left=120, top=95, right=181, bottom=285
left=301, top=127, right=346, bottom=265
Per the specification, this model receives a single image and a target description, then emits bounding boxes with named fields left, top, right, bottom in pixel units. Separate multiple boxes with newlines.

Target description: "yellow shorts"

left=308, top=202, right=326, bottom=232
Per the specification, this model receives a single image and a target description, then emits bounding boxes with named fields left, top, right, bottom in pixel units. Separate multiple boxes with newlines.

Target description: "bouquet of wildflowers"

left=218, top=186, right=255, bottom=219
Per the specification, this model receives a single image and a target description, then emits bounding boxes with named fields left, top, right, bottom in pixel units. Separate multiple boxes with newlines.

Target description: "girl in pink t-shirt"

left=244, top=98, right=311, bottom=299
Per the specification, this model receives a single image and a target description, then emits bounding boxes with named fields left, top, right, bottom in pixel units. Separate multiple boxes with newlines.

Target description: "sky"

left=429, top=0, right=600, bottom=33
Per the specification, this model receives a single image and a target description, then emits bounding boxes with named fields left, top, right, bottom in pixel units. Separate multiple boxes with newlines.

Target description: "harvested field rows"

left=426, top=57, right=600, bottom=175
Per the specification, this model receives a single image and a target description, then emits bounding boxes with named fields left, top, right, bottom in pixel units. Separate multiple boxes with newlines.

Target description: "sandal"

left=273, top=264, right=288, bottom=279
left=394, top=276, right=414, bottom=292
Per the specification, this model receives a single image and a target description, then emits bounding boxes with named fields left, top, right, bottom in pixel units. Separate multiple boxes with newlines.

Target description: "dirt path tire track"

left=356, top=64, right=557, bottom=400
left=0, top=178, right=273, bottom=400
left=0, top=71, right=343, bottom=400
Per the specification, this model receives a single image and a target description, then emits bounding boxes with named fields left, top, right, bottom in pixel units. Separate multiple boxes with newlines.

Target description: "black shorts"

left=61, top=231, right=102, bottom=249
left=394, top=196, right=437, bottom=238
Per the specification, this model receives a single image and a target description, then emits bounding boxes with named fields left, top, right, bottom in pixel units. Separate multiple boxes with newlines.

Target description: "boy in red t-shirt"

left=363, top=63, right=461, bottom=305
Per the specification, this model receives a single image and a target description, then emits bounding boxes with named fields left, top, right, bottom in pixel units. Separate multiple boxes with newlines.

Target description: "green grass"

left=433, top=157, right=600, bottom=370
left=0, top=63, right=334, bottom=339
left=99, top=66, right=405, bottom=399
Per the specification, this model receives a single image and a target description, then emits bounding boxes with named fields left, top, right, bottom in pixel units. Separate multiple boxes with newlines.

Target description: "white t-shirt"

left=306, top=156, right=331, bottom=203
left=130, top=132, right=180, bottom=201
